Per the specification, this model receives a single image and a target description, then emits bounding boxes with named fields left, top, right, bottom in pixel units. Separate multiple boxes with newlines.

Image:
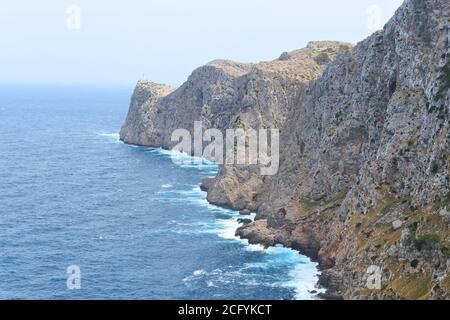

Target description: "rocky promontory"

left=121, top=0, right=449, bottom=300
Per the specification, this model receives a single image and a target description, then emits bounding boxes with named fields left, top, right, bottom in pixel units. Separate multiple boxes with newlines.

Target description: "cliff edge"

left=121, top=0, right=449, bottom=300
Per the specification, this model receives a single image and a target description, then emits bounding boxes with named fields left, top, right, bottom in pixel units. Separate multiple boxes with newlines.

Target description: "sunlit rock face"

left=121, top=0, right=450, bottom=300
left=243, top=0, right=449, bottom=300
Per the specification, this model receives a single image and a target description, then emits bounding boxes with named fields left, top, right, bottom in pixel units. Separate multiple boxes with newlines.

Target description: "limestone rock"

left=392, top=220, right=403, bottom=230
left=121, top=0, right=450, bottom=300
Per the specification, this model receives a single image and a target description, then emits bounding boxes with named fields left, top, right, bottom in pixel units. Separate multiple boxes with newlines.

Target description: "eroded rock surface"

left=121, top=0, right=449, bottom=300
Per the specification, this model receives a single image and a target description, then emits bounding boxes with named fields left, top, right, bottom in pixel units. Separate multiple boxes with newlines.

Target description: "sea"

left=0, top=85, right=322, bottom=300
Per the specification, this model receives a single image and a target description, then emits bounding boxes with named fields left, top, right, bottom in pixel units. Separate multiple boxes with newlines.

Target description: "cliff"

left=120, top=41, right=352, bottom=210
left=121, top=0, right=449, bottom=300
left=120, top=41, right=351, bottom=149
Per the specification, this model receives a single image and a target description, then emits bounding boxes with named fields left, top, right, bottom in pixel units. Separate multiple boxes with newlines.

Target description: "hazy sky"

left=0, top=0, right=403, bottom=87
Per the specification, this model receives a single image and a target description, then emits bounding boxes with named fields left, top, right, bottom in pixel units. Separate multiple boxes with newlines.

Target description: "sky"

left=0, top=0, right=404, bottom=87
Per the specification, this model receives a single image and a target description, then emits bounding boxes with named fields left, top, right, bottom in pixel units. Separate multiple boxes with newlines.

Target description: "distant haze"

left=0, top=0, right=403, bottom=87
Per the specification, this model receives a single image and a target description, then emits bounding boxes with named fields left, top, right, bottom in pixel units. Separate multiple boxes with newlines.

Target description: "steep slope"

left=121, top=0, right=449, bottom=300
left=237, top=0, right=450, bottom=299
left=120, top=42, right=352, bottom=211
left=120, top=41, right=352, bottom=149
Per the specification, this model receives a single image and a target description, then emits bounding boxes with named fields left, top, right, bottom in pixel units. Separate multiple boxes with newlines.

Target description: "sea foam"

left=137, top=144, right=323, bottom=299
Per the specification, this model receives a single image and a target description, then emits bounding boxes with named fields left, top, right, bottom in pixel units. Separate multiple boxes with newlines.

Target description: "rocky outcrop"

left=120, top=41, right=352, bottom=149
left=120, top=81, right=174, bottom=146
left=121, top=41, right=352, bottom=211
left=238, top=0, right=450, bottom=299
left=121, top=0, right=449, bottom=300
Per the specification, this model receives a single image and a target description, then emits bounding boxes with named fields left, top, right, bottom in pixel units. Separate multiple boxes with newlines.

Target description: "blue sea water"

left=0, top=85, right=322, bottom=300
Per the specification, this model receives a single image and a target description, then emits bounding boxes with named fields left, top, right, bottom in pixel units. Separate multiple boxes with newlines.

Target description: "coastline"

left=201, top=181, right=336, bottom=300
left=198, top=187, right=326, bottom=300
left=121, top=140, right=326, bottom=300
left=117, top=0, right=450, bottom=298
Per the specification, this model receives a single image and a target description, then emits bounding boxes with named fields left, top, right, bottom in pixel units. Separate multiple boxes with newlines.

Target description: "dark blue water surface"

left=0, top=85, right=321, bottom=300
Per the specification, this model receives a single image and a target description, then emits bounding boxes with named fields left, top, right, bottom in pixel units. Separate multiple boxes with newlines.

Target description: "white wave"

left=243, top=242, right=266, bottom=252
left=97, top=132, right=122, bottom=144
left=147, top=148, right=219, bottom=173
left=193, top=269, right=206, bottom=276
left=285, top=262, right=324, bottom=300
left=259, top=245, right=324, bottom=300
left=146, top=146, right=323, bottom=300
left=214, top=219, right=241, bottom=240
left=161, top=184, right=173, bottom=189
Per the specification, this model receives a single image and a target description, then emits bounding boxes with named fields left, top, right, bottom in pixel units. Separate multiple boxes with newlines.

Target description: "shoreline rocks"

left=121, top=0, right=449, bottom=300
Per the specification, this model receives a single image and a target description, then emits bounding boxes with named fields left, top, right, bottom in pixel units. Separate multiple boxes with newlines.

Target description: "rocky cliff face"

left=120, top=41, right=351, bottom=148
left=120, top=41, right=352, bottom=210
left=237, top=0, right=450, bottom=299
left=121, top=0, right=449, bottom=300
